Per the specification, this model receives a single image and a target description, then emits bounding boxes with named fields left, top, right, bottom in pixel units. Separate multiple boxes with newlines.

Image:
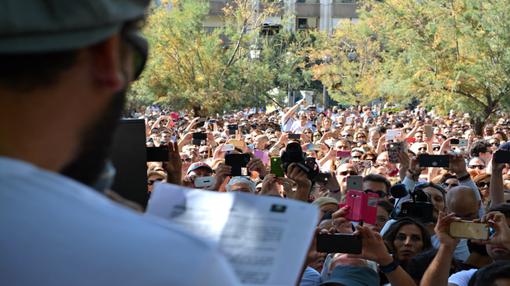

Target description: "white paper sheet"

left=146, top=183, right=319, bottom=286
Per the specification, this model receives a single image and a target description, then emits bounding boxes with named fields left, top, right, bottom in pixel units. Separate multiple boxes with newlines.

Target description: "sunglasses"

left=339, top=170, right=358, bottom=176
left=477, top=182, right=490, bottom=188
left=364, top=189, right=387, bottom=198
left=490, top=142, right=500, bottom=147
left=469, top=165, right=485, bottom=170
left=181, top=158, right=192, bottom=163
left=443, top=183, right=459, bottom=188
left=122, top=25, right=148, bottom=81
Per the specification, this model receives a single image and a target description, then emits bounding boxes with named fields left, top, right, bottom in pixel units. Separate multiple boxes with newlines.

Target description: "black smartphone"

left=288, top=133, right=301, bottom=140
left=227, top=124, right=238, bottom=135
left=494, top=150, right=510, bottom=164
left=314, top=173, right=329, bottom=183
left=418, top=154, right=449, bottom=168
left=398, top=201, right=434, bottom=224
left=225, top=153, right=251, bottom=176
left=450, top=138, right=460, bottom=145
left=388, top=142, right=402, bottom=163
left=146, top=146, right=169, bottom=162
left=192, top=132, right=207, bottom=145
left=316, top=233, right=362, bottom=254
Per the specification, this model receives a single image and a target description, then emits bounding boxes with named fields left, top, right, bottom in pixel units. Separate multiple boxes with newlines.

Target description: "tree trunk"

left=471, top=118, right=484, bottom=136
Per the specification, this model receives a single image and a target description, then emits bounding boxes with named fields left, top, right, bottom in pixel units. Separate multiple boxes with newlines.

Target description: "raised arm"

left=490, top=158, right=505, bottom=207
left=282, top=99, right=304, bottom=124
left=420, top=212, right=459, bottom=286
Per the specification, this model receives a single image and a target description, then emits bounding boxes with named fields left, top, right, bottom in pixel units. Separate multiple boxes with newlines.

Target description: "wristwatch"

left=379, top=258, right=399, bottom=274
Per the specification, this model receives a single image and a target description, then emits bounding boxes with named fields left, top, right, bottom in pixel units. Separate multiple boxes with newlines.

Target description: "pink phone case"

left=340, top=190, right=378, bottom=224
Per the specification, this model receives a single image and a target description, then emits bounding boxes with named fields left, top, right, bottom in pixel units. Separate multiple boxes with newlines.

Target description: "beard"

left=60, top=89, right=126, bottom=189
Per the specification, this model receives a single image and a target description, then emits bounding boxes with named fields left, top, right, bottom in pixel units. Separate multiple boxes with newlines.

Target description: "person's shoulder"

left=448, top=268, right=477, bottom=286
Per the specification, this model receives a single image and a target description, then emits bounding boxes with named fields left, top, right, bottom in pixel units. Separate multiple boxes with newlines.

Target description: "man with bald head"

left=446, top=186, right=481, bottom=221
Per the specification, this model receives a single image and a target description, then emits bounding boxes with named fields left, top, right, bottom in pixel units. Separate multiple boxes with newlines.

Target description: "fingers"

left=332, top=205, right=350, bottom=220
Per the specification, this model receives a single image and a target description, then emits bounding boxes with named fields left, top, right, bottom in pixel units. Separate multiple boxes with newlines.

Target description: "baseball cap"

left=187, top=162, right=213, bottom=175
left=0, top=0, right=150, bottom=53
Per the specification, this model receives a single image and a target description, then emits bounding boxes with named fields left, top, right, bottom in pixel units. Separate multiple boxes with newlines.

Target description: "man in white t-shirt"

left=290, top=112, right=315, bottom=134
left=0, top=2, right=238, bottom=285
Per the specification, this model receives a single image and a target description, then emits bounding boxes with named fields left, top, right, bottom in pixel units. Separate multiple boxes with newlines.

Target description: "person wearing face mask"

left=0, top=2, right=238, bottom=285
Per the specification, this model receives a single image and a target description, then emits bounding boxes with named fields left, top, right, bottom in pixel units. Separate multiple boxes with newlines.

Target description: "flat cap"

left=0, top=0, right=150, bottom=53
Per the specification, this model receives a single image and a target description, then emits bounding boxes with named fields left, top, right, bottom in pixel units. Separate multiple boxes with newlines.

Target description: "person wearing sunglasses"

left=0, top=1, right=238, bottom=285
left=474, top=173, right=491, bottom=206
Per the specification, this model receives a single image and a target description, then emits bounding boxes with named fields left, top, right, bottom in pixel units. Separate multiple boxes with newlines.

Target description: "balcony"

left=295, top=0, right=320, bottom=17
left=332, top=1, right=357, bottom=18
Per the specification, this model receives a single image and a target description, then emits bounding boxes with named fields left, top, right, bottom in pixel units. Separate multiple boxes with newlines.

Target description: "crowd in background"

left=138, top=99, right=510, bottom=286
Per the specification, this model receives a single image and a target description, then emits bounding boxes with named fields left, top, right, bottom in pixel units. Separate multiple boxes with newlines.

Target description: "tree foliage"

left=308, top=0, right=510, bottom=127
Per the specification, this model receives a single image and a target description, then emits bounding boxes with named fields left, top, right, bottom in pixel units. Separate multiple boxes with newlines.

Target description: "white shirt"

left=282, top=116, right=295, bottom=132
left=0, top=157, right=239, bottom=286
left=290, top=121, right=314, bottom=133
left=448, top=268, right=477, bottom=286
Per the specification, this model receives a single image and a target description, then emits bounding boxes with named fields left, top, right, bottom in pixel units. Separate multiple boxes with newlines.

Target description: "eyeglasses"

left=418, top=147, right=427, bottom=151
left=122, top=24, right=148, bottom=81
left=490, top=142, right=500, bottom=147
left=477, top=182, right=490, bottom=188
left=148, top=178, right=164, bottom=185
left=443, top=183, right=459, bottom=188
left=469, top=165, right=485, bottom=170
left=338, top=170, right=358, bottom=176
left=181, top=158, right=192, bottom=163
left=364, top=189, right=387, bottom=198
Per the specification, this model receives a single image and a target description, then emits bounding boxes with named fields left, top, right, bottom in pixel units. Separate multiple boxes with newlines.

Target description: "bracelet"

left=379, top=258, right=399, bottom=274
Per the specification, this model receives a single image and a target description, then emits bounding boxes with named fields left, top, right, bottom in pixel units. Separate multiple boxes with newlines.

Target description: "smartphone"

left=449, top=221, right=489, bottom=240
left=222, top=144, right=235, bottom=152
left=388, top=142, right=402, bottom=163
left=306, top=143, right=321, bottom=151
left=494, top=150, right=510, bottom=164
left=225, top=153, right=251, bottom=176
left=459, top=139, right=468, bottom=148
left=336, top=150, right=351, bottom=159
left=194, top=176, right=217, bottom=189
left=146, top=146, right=169, bottom=162
left=386, top=129, right=402, bottom=141
left=418, top=154, right=449, bottom=168
left=316, top=233, right=362, bottom=254
left=288, top=133, right=301, bottom=140
left=360, top=160, right=372, bottom=170
left=192, top=132, right=207, bottom=146
left=270, top=157, right=285, bottom=177
left=227, top=124, right=238, bottom=135
left=340, top=190, right=378, bottom=224
left=405, top=137, right=416, bottom=144
left=450, top=138, right=460, bottom=145
left=347, top=175, right=363, bottom=191
left=314, top=173, right=329, bottom=183
left=398, top=201, right=434, bottom=224
left=424, top=125, right=433, bottom=139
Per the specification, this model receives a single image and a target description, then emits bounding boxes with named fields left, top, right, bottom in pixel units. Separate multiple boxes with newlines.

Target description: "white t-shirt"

left=282, top=116, right=296, bottom=132
left=448, top=268, right=477, bottom=286
left=0, top=157, right=239, bottom=286
left=290, top=121, right=314, bottom=133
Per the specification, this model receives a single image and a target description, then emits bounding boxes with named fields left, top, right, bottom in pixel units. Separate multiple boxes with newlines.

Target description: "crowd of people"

left=139, top=100, right=510, bottom=286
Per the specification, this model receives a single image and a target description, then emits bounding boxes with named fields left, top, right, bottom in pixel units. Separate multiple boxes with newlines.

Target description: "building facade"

left=205, top=0, right=358, bottom=33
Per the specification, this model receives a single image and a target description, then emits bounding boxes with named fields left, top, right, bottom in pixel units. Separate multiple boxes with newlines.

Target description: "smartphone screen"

left=449, top=221, right=489, bottom=240
left=225, top=153, right=251, bottom=176
left=347, top=176, right=363, bottom=191
left=450, top=138, right=460, bottom=145
left=227, top=124, right=238, bottom=135
left=270, top=157, right=285, bottom=177
left=288, top=133, right=301, bottom=140
left=424, top=125, right=433, bottom=139
left=316, top=233, right=362, bottom=254
left=388, top=142, right=402, bottom=163
left=418, top=154, right=449, bottom=168
left=146, top=146, right=169, bottom=162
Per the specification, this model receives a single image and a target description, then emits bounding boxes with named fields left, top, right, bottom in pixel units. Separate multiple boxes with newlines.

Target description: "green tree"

left=129, top=0, right=282, bottom=116
left=308, top=0, right=510, bottom=132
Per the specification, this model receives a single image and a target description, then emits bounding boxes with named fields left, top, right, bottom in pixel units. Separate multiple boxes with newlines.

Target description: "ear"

left=88, top=35, right=124, bottom=92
